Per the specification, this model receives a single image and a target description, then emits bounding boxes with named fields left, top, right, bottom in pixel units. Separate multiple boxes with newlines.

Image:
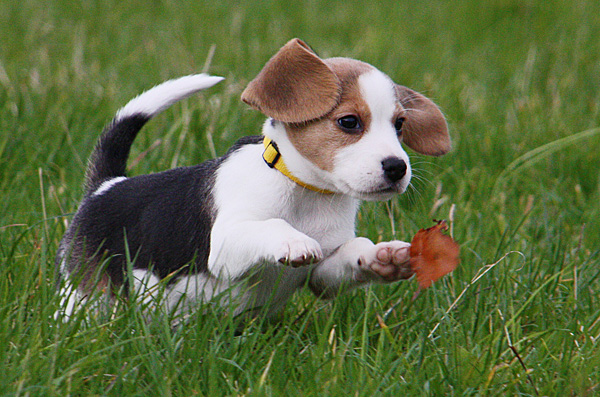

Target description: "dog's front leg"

left=208, top=218, right=323, bottom=279
left=309, top=237, right=413, bottom=299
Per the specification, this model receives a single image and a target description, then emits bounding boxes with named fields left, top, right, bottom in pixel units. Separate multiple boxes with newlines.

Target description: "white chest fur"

left=208, top=142, right=359, bottom=279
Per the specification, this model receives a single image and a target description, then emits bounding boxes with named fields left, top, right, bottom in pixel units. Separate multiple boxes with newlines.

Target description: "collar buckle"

left=263, top=139, right=281, bottom=168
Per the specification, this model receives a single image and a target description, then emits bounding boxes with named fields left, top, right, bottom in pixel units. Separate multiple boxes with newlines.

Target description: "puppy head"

left=242, top=39, right=450, bottom=200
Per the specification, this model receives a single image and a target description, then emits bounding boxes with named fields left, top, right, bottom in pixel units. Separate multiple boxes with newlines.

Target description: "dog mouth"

left=352, top=183, right=407, bottom=200
left=332, top=173, right=410, bottom=200
left=369, top=186, right=396, bottom=195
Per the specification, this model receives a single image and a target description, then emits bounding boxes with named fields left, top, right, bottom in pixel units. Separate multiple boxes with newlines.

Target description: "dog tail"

left=84, top=74, right=224, bottom=194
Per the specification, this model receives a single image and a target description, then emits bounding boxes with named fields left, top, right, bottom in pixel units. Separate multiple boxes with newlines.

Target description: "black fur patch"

left=59, top=135, right=264, bottom=287
left=85, top=115, right=150, bottom=194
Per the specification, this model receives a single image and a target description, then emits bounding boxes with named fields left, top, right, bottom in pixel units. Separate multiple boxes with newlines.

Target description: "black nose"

left=381, top=157, right=407, bottom=183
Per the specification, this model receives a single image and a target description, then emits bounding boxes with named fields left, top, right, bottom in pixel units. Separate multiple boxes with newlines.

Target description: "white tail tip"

left=115, top=74, right=224, bottom=120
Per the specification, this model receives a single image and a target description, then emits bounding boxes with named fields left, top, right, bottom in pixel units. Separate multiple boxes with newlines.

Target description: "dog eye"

left=394, top=117, right=405, bottom=135
left=337, top=115, right=362, bottom=132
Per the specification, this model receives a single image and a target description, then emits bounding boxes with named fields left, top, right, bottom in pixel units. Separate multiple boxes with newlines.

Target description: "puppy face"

left=242, top=39, right=450, bottom=200
left=286, top=59, right=411, bottom=200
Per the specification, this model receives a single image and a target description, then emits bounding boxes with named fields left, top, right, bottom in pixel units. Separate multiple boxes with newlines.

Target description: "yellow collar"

left=262, top=137, right=334, bottom=194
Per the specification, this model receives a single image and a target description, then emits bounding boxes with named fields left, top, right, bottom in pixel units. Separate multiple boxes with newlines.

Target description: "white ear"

left=241, top=39, right=341, bottom=123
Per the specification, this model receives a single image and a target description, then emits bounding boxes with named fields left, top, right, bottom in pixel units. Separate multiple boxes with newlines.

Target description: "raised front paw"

left=274, top=235, right=323, bottom=268
left=358, top=241, right=413, bottom=282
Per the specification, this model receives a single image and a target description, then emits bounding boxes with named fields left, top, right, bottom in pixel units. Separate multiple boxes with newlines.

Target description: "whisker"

left=403, top=184, right=424, bottom=209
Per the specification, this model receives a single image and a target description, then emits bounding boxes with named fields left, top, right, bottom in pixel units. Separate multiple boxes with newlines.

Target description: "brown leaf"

left=409, top=220, right=460, bottom=289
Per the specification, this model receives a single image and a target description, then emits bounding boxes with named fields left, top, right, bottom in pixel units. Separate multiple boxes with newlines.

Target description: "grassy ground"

left=2, top=0, right=600, bottom=394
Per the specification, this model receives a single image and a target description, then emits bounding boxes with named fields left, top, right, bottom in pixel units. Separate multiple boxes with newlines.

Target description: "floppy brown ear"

left=396, top=86, right=451, bottom=156
left=241, top=38, right=341, bottom=123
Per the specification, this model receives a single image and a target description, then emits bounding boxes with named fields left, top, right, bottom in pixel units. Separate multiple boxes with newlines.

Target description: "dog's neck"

left=262, top=137, right=334, bottom=194
left=261, top=120, right=337, bottom=195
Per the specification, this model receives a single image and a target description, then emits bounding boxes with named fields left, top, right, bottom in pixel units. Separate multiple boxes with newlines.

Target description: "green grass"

left=2, top=0, right=600, bottom=394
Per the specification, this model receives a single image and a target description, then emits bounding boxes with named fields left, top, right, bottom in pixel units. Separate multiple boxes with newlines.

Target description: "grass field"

left=2, top=0, right=600, bottom=395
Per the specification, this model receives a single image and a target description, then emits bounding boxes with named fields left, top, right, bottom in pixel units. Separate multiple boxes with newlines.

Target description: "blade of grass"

left=493, top=127, right=600, bottom=195
left=428, top=251, right=525, bottom=339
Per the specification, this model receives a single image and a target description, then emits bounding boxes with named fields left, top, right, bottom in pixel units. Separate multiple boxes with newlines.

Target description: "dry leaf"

left=409, top=220, right=460, bottom=289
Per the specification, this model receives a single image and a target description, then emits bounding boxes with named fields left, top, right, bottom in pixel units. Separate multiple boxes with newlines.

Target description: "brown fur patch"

left=395, top=85, right=450, bottom=156
left=241, top=39, right=341, bottom=123
left=287, top=58, right=376, bottom=171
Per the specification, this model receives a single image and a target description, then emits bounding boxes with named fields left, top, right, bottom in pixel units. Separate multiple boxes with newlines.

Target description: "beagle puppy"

left=56, top=39, right=450, bottom=318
